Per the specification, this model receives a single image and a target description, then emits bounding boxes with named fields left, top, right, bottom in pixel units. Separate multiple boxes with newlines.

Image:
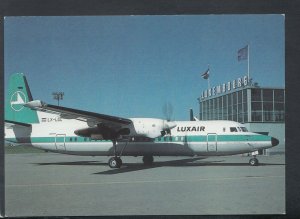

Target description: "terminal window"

left=251, top=88, right=285, bottom=122
left=201, top=90, right=248, bottom=123
left=200, top=88, right=284, bottom=123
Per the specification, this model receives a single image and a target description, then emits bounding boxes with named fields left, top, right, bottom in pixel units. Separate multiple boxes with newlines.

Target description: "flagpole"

left=247, top=44, right=250, bottom=83
left=208, top=64, right=210, bottom=89
left=208, top=77, right=210, bottom=90
left=201, top=66, right=210, bottom=90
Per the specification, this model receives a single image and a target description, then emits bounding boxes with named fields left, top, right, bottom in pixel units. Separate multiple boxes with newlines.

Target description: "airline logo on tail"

left=10, top=91, right=27, bottom=111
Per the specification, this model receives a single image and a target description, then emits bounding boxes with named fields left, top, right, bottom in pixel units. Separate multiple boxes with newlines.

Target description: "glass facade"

left=251, top=88, right=285, bottom=122
left=200, top=88, right=285, bottom=123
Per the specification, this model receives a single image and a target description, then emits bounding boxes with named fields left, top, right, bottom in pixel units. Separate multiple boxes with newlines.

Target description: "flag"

left=201, top=68, right=209, bottom=79
left=238, top=45, right=248, bottom=61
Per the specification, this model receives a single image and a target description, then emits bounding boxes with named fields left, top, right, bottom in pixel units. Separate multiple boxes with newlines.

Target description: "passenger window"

left=223, top=127, right=226, bottom=132
left=230, top=127, right=238, bottom=132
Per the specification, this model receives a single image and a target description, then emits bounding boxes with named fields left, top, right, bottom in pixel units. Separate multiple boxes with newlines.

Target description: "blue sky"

left=4, top=15, right=284, bottom=120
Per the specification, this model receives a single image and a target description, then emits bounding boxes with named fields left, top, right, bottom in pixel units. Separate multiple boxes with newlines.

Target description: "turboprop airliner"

left=5, top=73, right=279, bottom=168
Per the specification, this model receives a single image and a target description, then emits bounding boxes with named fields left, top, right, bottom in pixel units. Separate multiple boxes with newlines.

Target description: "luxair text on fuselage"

left=177, top=125, right=205, bottom=132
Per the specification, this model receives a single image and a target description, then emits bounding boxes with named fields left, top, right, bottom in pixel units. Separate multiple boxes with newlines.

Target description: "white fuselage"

left=5, top=111, right=275, bottom=157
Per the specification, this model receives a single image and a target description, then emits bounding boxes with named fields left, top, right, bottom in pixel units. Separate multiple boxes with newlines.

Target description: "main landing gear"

left=249, top=156, right=259, bottom=166
left=142, top=155, right=154, bottom=166
left=108, top=155, right=154, bottom=168
left=108, top=140, right=123, bottom=168
left=108, top=156, right=122, bottom=168
left=107, top=138, right=155, bottom=168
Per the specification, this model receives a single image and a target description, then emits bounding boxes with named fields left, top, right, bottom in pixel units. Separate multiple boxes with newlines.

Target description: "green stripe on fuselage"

left=6, top=134, right=271, bottom=144
left=155, top=134, right=270, bottom=142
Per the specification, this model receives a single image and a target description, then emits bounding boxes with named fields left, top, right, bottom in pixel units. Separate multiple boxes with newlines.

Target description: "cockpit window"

left=240, top=127, right=248, bottom=132
left=237, top=127, right=242, bottom=132
left=230, top=127, right=238, bottom=132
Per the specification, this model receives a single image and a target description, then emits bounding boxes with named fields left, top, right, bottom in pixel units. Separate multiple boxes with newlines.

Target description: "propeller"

left=161, top=102, right=176, bottom=136
left=163, top=101, right=173, bottom=122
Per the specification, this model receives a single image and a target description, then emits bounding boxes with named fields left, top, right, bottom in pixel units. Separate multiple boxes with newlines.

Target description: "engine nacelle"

left=75, top=125, right=131, bottom=140
left=130, top=118, right=176, bottom=139
left=90, top=134, right=105, bottom=140
left=74, top=118, right=176, bottom=140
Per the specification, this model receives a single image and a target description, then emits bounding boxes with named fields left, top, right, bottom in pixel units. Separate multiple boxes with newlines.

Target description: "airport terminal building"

left=198, top=75, right=285, bottom=155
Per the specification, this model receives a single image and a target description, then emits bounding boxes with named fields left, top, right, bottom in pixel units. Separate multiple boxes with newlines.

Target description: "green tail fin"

left=5, top=73, right=39, bottom=124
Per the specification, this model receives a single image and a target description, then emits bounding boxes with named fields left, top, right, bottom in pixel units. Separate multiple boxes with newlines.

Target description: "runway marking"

left=7, top=175, right=284, bottom=188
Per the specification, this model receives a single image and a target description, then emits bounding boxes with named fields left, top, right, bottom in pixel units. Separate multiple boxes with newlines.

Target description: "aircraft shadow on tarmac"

left=94, top=160, right=285, bottom=175
left=33, top=157, right=285, bottom=175
left=35, top=160, right=102, bottom=166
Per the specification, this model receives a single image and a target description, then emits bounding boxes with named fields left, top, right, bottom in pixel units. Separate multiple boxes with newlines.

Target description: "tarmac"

left=4, top=151, right=285, bottom=217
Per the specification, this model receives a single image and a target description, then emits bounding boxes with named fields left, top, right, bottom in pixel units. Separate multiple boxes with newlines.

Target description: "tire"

left=116, top=157, right=122, bottom=167
left=249, top=158, right=259, bottom=166
left=108, top=157, right=122, bottom=168
left=143, top=155, right=154, bottom=166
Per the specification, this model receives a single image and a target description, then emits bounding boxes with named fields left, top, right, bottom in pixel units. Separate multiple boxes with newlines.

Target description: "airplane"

left=4, top=73, right=279, bottom=168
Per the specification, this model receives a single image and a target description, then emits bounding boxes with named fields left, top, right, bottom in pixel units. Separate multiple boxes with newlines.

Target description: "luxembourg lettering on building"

left=201, top=75, right=248, bottom=100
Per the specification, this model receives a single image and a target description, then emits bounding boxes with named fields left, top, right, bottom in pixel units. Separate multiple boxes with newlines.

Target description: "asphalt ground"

left=5, top=151, right=285, bottom=217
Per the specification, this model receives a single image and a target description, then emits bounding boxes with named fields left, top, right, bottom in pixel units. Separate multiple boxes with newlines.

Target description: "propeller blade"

left=162, top=121, right=177, bottom=130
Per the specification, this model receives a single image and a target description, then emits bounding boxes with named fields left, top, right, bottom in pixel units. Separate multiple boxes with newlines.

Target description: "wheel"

left=143, top=155, right=154, bottom=166
left=108, top=157, right=118, bottom=168
left=108, top=157, right=122, bottom=168
left=249, top=158, right=259, bottom=166
left=116, top=157, right=123, bottom=167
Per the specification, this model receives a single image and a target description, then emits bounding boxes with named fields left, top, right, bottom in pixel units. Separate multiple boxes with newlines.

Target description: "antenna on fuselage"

left=189, top=108, right=199, bottom=121
left=189, top=108, right=194, bottom=121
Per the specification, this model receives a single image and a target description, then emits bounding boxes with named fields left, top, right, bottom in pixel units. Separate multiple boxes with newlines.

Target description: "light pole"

left=52, top=92, right=64, bottom=106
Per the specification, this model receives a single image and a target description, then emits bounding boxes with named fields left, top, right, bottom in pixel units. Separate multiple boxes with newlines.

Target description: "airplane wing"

left=25, top=100, right=132, bottom=129
left=5, top=120, right=32, bottom=128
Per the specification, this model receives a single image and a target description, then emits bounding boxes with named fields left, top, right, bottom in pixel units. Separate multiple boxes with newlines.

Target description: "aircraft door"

left=55, top=134, right=66, bottom=151
left=207, top=133, right=217, bottom=152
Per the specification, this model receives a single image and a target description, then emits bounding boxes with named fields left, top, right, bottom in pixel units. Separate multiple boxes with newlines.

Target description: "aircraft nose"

left=271, top=137, right=279, bottom=147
